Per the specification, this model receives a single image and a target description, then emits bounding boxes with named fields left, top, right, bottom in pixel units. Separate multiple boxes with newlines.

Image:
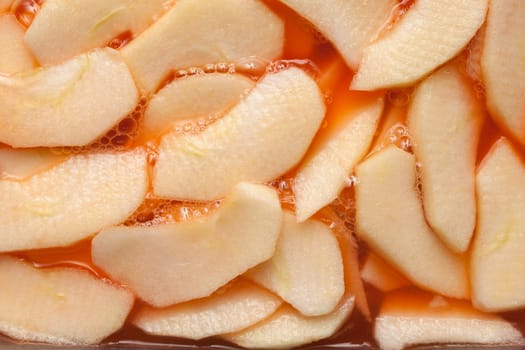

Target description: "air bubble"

left=387, top=89, right=412, bottom=107
left=13, top=0, right=42, bottom=27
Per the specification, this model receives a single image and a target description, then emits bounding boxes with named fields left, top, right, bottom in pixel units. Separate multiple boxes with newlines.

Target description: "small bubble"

left=187, top=67, right=202, bottom=76
left=175, top=69, right=188, bottom=78
left=118, top=118, right=136, bottom=133
left=183, top=123, right=192, bottom=133
left=216, top=63, right=229, bottom=73
left=203, top=63, right=216, bottom=73
left=111, top=134, right=131, bottom=147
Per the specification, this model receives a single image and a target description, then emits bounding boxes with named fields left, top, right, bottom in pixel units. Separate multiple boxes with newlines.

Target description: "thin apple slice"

left=361, top=253, right=410, bottom=293
left=25, top=0, right=169, bottom=65
left=246, top=212, right=344, bottom=316
left=279, top=0, right=395, bottom=69
left=481, top=0, right=525, bottom=144
left=408, top=64, right=483, bottom=252
left=375, top=289, right=524, bottom=350
left=224, top=296, right=354, bottom=349
left=92, top=182, right=282, bottom=307
left=0, top=256, right=134, bottom=345
left=122, top=0, right=284, bottom=94
left=0, top=148, right=65, bottom=180
left=0, top=48, right=138, bottom=147
left=355, top=146, right=469, bottom=299
left=472, top=138, right=525, bottom=311
left=133, top=279, right=282, bottom=339
left=0, top=149, right=147, bottom=252
left=351, top=0, right=488, bottom=90
left=153, top=67, right=325, bottom=201
left=143, top=73, right=255, bottom=138
left=0, top=14, right=35, bottom=74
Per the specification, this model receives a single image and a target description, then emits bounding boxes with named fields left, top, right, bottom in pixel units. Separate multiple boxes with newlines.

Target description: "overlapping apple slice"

left=375, top=289, right=524, bottom=350
left=351, top=0, right=488, bottom=90
left=92, top=182, right=282, bottom=307
left=0, top=14, right=35, bottom=74
left=0, top=256, right=134, bottom=345
left=0, top=48, right=138, bottom=147
left=246, top=212, right=344, bottom=316
left=133, top=279, right=282, bottom=340
left=0, top=148, right=64, bottom=180
left=481, top=0, right=525, bottom=144
left=408, top=64, right=482, bottom=252
left=361, top=253, right=410, bottom=293
left=122, top=0, right=284, bottom=93
left=0, top=149, right=148, bottom=252
left=153, top=67, right=325, bottom=201
left=355, top=146, right=469, bottom=299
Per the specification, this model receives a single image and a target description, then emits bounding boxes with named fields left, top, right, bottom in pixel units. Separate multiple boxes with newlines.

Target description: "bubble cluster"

left=330, top=181, right=357, bottom=229
left=269, top=177, right=295, bottom=208
left=12, top=0, right=42, bottom=28
left=107, top=31, right=133, bottom=50
left=386, top=123, right=413, bottom=153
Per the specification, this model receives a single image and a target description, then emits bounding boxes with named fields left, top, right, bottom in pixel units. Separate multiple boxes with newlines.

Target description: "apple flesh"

left=361, top=253, right=410, bottom=293
left=0, top=14, right=35, bottom=74
left=0, top=148, right=65, bottom=180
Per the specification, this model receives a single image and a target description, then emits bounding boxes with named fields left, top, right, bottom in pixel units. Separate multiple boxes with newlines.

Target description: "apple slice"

left=0, top=149, right=148, bottom=252
left=122, top=0, right=284, bottom=94
left=92, top=182, right=282, bottom=307
left=294, top=93, right=383, bottom=221
left=279, top=0, right=395, bottom=69
left=24, top=0, right=169, bottom=65
left=0, top=48, right=138, bottom=147
left=246, top=212, right=344, bottom=316
left=143, top=72, right=255, bottom=138
left=481, top=0, right=525, bottom=144
left=375, top=289, right=524, bottom=350
left=408, top=64, right=483, bottom=252
left=223, top=296, right=354, bottom=349
left=472, top=138, right=525, bottom=311
left=0, top=148, right=64, bottom=180
left=153, top=67, right=325, bottom=201
left=355, top=146, right=469, bottom=299
left=133, top=279, right=282, bottom=339
left=0, top=14, right=35, bottom=74
left=361, top=253, right=410, bottom=293
left=351, top=0, right=488, bottom=90
left=0, top=256, right=134, bottom=345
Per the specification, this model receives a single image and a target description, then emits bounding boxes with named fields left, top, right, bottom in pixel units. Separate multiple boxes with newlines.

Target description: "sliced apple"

left=142, top=72, right=255, bottom=138
left=0, top=14, right=35, bottom=74
left=133, top=279, right=282, bottom=339
left=0, top=148, right=65, bottom=180
left=361, top=253, right=410, bottom=293
left=0, top=48, right=138, bottom=147
left=472, top=138, right=525, bottom=311
left=92, top=182, right=282, bottom=307
left=375, top=289, right=524, bottom=350
left=481, top=0, right=525, bottom=144
left=0, top=256, right=134, bottom=345
left=25, top=0, right=169, bottom=65
left=246, top=212, right=344, bottom=316
left=408, top=64, right=482, bottom=252
left=355, top=146, right=469, bottom=299
left=122, top=0, right=284, bottom=93
left=153, top=67, right=325, bottom=201
left=223, top=296, right=354, bottom=349
left=351, top=0, right=488, bottom=90
left=280, top=0, right=395, bottom=69
left=0, top=149, right=148, bottom=252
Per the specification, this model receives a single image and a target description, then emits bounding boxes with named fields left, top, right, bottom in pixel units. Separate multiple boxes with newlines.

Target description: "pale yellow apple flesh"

left=153, top=67, right=325, bottom=201
left=361, top=253, right=410, bottom=293
left=0, top=148, right=65, bottom=180
left=0, top=14, right=35, bottom=74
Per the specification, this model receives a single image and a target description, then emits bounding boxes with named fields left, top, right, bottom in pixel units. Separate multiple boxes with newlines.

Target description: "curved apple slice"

left=153, top=67, right=325, bottom=201
left=361, top=253, right=410, bottom=293
left=0, top=148, right=65, bottom=180
left=0, top=48, right=138, bottom=147
left=133, top=279, right=282, bottom=340
left=481, top=0, right=525, bottom=144
left=122, top=0, right=284, bottom=93
left=355, top=146, right=469, bottom=299
left=223, top=296, right=354, bottom=349
left=92, top=182, right=282, bottom=307
left=25, top=0, right=169, bottom=65
left=0, top=15, right=35, bottom=74
left=351, top=0, right=488, bottom=90
left=0, top=149, right=148, bottom=252
left=0, top=256, right=134, bottom=345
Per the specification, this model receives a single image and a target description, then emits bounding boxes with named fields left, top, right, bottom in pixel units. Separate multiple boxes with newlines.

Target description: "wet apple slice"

left=351, top=0, right=488, bottom=90
left=0, top=48, right=138, bottom=147
left=0, top=148, right=64, bottom=180
left=246, top=212, right=344, bottom=316
left=0, top=256, right=134, bottom=345
left=375, top=289, right=524, bottom=350
left=408, top=64, right=482, bottom=253
left=122, top=0, right=284, bottom=93
left=0, top=14, right=35, bottom=74
left=481, top=0, right=525, bottom=144
left=280, top=0, right=395, bottom=69
left=223, top=296, right=354, bottom=349
left=355, top=146, right=469, bottom=299
left=92, top=182, right=282, bottom=307
left=361, top=253, right=410, bottom=293
left=25, top=0, right=169, bottom=65
left=153, top=67, right=325, bottom=201
left=143, top=73, right=255, bottom=138
left=0, top=149, right=148, bottom=252
left=133, top=279, right=282, bottom=339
